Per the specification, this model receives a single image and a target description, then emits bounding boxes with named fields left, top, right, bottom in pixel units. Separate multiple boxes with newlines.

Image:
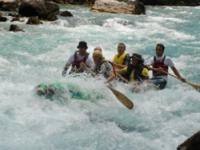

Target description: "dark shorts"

left=150, top=77, right=167, bottom=90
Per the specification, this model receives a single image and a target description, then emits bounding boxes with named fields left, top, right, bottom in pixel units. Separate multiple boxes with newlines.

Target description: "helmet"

left=77, top=41, right=88, bottom=49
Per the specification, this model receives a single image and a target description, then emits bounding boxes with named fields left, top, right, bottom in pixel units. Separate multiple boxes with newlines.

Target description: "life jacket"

left=72, top=51, right=89, bottom=69
left=113, top=52, right=128, bottom=65
left=152, top=56, right=168, bottom=76
left=94, top=60, right=116, bottom=77
left=122, top=64, right=147, bottom=82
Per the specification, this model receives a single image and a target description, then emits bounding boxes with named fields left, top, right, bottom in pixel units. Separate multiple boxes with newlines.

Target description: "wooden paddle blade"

left=186, top=81, right=200, bottom=92
left=108, top=87, right=134, bottom=109
left=161, top=70, right=200, bottom=92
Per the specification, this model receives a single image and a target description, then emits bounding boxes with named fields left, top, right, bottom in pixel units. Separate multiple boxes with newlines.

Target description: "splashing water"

left=0, top=5, right=200, bottom=150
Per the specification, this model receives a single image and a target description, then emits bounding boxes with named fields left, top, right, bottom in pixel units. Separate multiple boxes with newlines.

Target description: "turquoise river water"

left=0, top=5, right=200, bottom=150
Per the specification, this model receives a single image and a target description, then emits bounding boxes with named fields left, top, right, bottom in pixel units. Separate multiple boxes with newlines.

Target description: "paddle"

left=83, top=65, right=134, bottom=109
left=150, top=67, right=200, bottom=92
left=116, top=73, right=129, bottom=83
left=167, top=72, right=200, bottom=92
left=107, top=86, right=134, bottom=109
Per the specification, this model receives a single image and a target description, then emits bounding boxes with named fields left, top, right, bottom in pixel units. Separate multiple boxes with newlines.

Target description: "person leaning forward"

left=92, top=47, right=114, bottom=79
left=62, top=41, right=93, bottom=76
left=146, top=43, right=185, bottom=89
left=107, top=53, right=149, bottom=83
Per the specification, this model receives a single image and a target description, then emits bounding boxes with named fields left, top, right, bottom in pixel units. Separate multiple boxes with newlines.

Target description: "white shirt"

left=146, top=55, right=175, bottom=68
left=146, top=55, right=175, bottom=79
left=65, top=52, right=93, bottom=69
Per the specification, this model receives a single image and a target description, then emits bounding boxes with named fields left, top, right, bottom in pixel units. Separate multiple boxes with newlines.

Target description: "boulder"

left=139, top=0, right=200, bottom=6
left=26, top=16, right=42, bottom=24
left=8, top=12, right=19, bottom=17
left=91, top=0, right=145, bottom=15
left=60, top=10, right=73, bottom=17
left=62, top=0, right=94, bottom=5
left=11, top=16, right=21, bottom=22
left=0, top=16, right=7, bottom=21
left=45, top=1, right=59, bottom=20
left=19, top=0, right=59, bottom=21
left=132, top=1, right=145, bottom=15
left=177, top=131, right=200, bottom=150
left=9, top=24, right=24, bottom=32
left=50, top=0, right=65, bottom=3
left=0, top=0, right=18, bottom=11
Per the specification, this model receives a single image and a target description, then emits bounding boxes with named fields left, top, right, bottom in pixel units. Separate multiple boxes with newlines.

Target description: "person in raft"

left=62, top=41, right=93, bottom=76
left=146, top=43, right=185, bottom=89
left=107, top=53, right=149, bottom=83
left=112, top=43, right=130, bottom=70
left=35, top=82, right=93, bottom=100
left=35, top=83, right=65, bottom=99
left=92, top=47, right=115, bottom=79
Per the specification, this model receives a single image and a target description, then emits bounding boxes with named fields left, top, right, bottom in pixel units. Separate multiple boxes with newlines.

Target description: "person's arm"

left=165, top=57, right=185, bottom=82
left=62, top=55, right=73, bottom=76
left=78, top=57, right=94, bottom=73
left=79, top=62, right=95, bottom=75
left=85, top=57, right=94, bottom=69
left=171, top=66, right=186, bottom=82
left=106, top=67, right=127, bottom=83
left=112, top=62, right=127, bottom=69
left=144, top=57, right=154, bottom=70
left=106, top=72, right=116, bottom=83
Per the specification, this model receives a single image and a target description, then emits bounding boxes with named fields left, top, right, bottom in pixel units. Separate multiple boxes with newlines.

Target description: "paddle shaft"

left=150, top=67, right=200, bottom=91
left=84, top=66, right=134, bottom=108
left=108, top=86, right=134, bottom=109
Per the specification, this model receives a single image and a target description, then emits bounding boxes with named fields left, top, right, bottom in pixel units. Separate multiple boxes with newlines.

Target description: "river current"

left=0, top=5, right=200, bottom=150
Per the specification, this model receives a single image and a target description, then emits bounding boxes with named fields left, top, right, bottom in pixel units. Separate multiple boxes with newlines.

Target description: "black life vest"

left=122, top=64, right=146, bottom=82
left=72, top=51, right=89, bottom=69
left=152, top=56, right=168, bottom=76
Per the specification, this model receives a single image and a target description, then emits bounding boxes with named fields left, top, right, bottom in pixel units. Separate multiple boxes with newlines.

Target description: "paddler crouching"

left=35, top=83, right=56, bottom=99
left=35, top=82, right=106, bottom=100
left=107, top=53, right=149, bottom=92
left=35, top=82, right=70, bottom=100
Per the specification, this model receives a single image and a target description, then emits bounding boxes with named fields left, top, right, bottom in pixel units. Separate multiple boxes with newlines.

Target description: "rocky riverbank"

left=1, top=0, right=200, bottom=23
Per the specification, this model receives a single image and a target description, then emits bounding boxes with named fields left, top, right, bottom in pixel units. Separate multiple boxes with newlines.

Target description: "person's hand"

left=179, top=77, right=186, bottom=82
left=80, top=62, right=87, bottom=69
left=156, top=67, right=164, bottom=73
left=145, top=65, right=151, bottom=70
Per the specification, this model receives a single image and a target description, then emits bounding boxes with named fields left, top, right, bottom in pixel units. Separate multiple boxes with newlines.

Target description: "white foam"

left=0, top=5, right=200, bottom=150
left=135, top=21, right=195, bottom=41
left=103, top=18, right=133, bottom=33
left=148, top=16, right=186, bottom=23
